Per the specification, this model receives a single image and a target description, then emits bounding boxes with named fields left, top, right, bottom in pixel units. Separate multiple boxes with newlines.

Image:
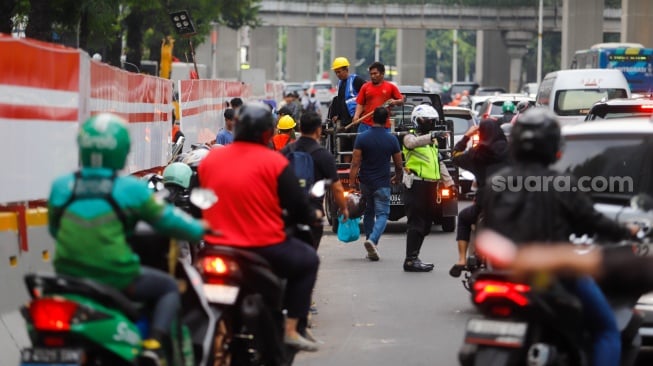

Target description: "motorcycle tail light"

left=198, top=255, right=240, bottom=276
left=473, top=279, right=530, bottom=307
left=29, top=297, right=78, bottom=331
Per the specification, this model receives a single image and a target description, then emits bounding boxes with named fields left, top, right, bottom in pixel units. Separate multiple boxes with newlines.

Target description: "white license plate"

left=464, top=318, right=527, bottom=348
left=203, top=283, right=240, bottom=305
left=21, top=348, right=84, bottom=365
left=390, top=193, right=403, bottom=205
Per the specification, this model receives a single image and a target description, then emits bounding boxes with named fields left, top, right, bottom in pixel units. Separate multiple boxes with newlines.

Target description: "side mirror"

left=631, top=194, right=653, bottom=212
left=190, top=188, right=218, bottom=209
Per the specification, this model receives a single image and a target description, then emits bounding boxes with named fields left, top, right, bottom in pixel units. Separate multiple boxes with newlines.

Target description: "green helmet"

left=163, top=162, right=192, bottom=189
left=78, top=113, right=131, bottom=169
left=502, top=101, right=516, bottom=113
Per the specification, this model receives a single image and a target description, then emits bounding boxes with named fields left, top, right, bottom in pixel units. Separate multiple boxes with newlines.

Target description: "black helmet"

left=235, top=102, right=275, bottom=145
left=516, top=100, right=530, bottom=113
left=346, top=191, right=366, bottom=219
left=510, top=107, right=562, bottom=165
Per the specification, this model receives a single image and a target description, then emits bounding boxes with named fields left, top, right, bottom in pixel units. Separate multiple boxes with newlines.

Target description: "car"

left=470, top=95, right=494, bottom=117
left=552, top=118, right=653, bottom=345
left=521, top=82, right=539, bottom=98
left=450, top=81, right=480, bottom=96
left=443, top=106, right=478, bottom=196
left=307, top=80, right=336, bottom=105
left=323, top=90, right=458, bottom=233
left=475, top=86, right=507, bottom=96
left=283, top=82, right=305, bottom=95
left=477, top=94, right=535, bottom=120
left=584, top=98, right=653, bottom=121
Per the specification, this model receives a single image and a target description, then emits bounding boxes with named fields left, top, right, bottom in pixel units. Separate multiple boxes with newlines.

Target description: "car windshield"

left=312, top=83, right=331, bottom=90
left=586, top=105, right=653, bottom=120
left=446, top=116, right=472, bottom=135
left=551, top=135, right=653, bottom=203
left=554, top=89, right=629, bottom=116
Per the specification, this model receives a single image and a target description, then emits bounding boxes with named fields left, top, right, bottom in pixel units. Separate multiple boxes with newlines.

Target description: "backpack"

left=284, top=143, right=322, bottom=195
left=305, top=100, right=318, bottom=114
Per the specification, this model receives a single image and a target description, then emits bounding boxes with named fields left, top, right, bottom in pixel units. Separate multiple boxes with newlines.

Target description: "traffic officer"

left=401, top=105, right=455, bottom=272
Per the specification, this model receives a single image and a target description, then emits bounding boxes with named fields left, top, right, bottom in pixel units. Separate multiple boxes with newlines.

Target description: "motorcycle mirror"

left=310, top=179, right=329, bottom=198
left=190, top=188, right=218, bottom=209
left=631, top=194, right=653, bottom=212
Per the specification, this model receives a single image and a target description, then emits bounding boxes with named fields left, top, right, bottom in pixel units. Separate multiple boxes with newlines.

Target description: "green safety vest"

left=402, top=131, right=440, bottom=180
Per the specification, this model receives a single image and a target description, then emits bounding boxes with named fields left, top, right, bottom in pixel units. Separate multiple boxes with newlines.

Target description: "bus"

left=571, top=43, right=653, bottom=93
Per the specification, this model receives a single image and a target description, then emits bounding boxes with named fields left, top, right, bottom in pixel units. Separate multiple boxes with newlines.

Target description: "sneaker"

left=284, top=333, right=319, bottom=352
left=364, top=240, right=380, bottom=261
left=141, top=338, right=167, bottom=366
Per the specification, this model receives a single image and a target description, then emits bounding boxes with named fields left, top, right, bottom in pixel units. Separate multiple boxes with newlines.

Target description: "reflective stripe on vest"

left=402, top=133, right=440, bottom=180
left=342, top=74, right=358, bottom=117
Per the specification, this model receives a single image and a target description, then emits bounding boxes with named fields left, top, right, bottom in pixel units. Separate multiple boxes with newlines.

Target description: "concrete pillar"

left=250, top=26, right=278, bottom=81
left=504, top=31, right=533, bottom=93
left=286, top=27, right=317, bottom=82
left=396, top=29, right=426, bottom=86
left=214, top=26, right=239, bottom=80
left=621, top=0, right=653, bottom=47
left=330, top=27, right=357, bottom=85
left=561, top=0, right=603, bottom=69
left=475, top=30, right=510, bottom=90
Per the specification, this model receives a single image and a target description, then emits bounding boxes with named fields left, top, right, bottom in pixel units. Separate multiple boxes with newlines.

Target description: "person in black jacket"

left=449, top=118, right=508, bottom=277
left=482, top=108, right=638, bottom=366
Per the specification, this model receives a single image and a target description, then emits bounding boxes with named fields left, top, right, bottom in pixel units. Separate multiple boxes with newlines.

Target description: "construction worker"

left=272, top=115, right=297, bottom=151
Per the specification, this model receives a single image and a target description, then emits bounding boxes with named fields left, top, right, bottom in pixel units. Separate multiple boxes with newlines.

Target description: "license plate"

left=203, top=283, right=240, bottom=305
left=464, top=319, right=527, bottom=348
left=21, top=348, right=84, bottom=365
left=390, top=193, right=403, bottom=206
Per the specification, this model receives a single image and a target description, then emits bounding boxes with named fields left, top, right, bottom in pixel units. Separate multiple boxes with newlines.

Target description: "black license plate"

left=390, top=193, right=403, bottom=206
left=20, top=348, right=84, bottom=366
left=464, top=319, right=527, bottom=348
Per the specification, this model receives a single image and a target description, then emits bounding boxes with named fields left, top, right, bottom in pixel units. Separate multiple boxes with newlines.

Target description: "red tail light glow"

left=640, top=104, right=653, bottom=110
left=30, top=298, right=78, bottom=331
left=473, top=280, right=530, bottom=307
left=199, top=255, right=239, bottom=276
left=440, top=188, right=451, bottom=199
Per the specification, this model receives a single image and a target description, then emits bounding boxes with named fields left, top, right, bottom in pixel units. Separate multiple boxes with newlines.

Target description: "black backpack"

left=284, top=143, right=322, bottom=195
left=305, top=100, right=318, bottom=114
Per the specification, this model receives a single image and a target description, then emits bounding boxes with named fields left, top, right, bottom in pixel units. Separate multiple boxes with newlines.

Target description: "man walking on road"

left=352, top=62, right=404, bottom=133
left=349, top=107, right=403, bottom=261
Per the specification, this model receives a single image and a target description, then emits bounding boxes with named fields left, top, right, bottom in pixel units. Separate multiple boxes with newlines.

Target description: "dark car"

left=584, top=98, right=653, bottom=121
left=553, top=118, right=653, bottom=345
left=450, top=82, right=480, bottom=96
left=323, top=90, right=458, bottom=233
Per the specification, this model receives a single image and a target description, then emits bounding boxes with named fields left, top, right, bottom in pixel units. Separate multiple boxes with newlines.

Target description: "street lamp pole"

left=537, top=0, right=543, bottom=83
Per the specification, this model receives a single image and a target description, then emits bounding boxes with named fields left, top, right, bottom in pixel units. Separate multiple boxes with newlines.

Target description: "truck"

left=322, top=90, right=459, bottom=233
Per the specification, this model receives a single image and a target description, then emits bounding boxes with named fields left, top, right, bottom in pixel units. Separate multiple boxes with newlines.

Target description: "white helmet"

left=411, top=104, right=439, bottom=126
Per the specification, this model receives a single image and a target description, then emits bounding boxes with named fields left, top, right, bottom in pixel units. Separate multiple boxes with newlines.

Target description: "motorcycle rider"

left=482, top=108, right=639, bottom=366
left=48, top=113, right=206, bottom=365
left=401, top=104, right=455, bottom=272
left=499, top=100, right=516, bottom=124
left=509, top=99, right=531, bottom=124
left=449, top=118, right=509, bottom=277
left=199, top=102, right=321, bottom=352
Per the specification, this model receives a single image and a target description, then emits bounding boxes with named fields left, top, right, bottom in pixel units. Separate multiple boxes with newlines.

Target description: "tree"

left=0, top=0, right=20, bottom=34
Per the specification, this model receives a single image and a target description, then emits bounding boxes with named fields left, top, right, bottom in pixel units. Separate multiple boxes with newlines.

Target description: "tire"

left=324, top=189, right=339, bottom=233
left=441, top=216, right=456, bottom=232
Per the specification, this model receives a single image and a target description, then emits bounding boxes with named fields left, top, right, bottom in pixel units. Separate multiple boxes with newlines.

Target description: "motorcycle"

left=458, top=234, right=644, bottom=366
left=19, top=225, right=227, bottom=366
left=188, top=180, right=329, bottom=366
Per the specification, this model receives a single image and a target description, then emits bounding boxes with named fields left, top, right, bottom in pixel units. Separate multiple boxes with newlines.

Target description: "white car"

left=308, top=81, right=335, bottom=105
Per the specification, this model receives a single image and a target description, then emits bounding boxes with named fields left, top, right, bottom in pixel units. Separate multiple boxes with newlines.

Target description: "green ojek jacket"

left=48, top=167, right=204, bottom=289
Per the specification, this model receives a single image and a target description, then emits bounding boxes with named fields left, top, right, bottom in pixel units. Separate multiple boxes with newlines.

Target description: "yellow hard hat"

left=277, top=115, right=296, bottom=130
left=331, top=57, right=350, bottom=70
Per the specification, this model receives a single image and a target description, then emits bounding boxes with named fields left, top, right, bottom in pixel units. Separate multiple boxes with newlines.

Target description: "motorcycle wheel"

left=473, top=347, right=512, bottom=366
left=441, top=216, right=456, bottom=232
left=209, top=316, right=233, bottom=366
left=324, top=189, right=339, bottom=233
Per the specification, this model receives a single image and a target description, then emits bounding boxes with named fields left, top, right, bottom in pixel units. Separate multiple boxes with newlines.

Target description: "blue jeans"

left=357, top=123, right=391, bottom=133
left=573, top=276, right=620, bottom=366
left=360, top=184, right=390, bottom=245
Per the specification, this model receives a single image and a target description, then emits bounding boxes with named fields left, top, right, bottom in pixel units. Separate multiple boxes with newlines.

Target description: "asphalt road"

left=295, top=215, right=474, bottom=366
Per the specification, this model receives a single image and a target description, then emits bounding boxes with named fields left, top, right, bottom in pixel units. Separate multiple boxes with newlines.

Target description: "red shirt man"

left=353, top=62, right=403, bottom=130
